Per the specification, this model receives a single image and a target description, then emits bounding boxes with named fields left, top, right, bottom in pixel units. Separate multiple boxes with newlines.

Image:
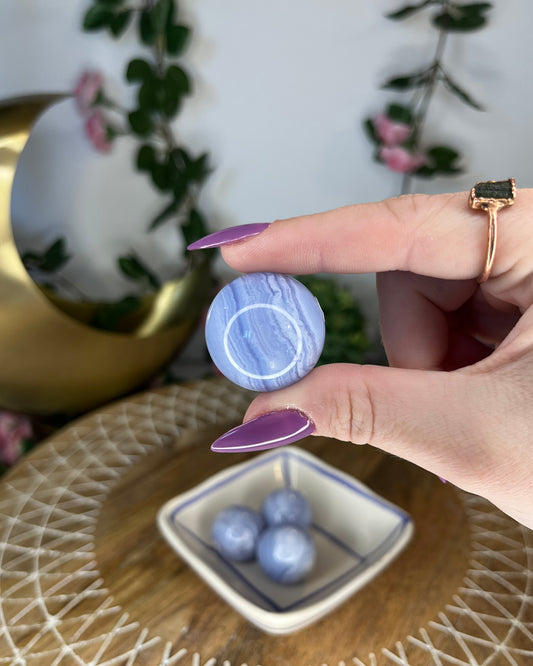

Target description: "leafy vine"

left=21, top=0, right=213, bottom=329
left=364, top=1, right=493, bottom=193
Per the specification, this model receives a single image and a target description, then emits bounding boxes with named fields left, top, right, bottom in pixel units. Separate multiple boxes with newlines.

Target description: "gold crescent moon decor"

left=0, top=95, right=211, bottom=415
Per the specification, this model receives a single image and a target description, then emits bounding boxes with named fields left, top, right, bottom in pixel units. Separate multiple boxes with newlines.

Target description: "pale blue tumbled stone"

left=262, top=488, right=312, bottom=528
left=257, top=525, right=316, bottom=584
left=205, top=273, right=325, bottom=392
left=211, top=505, right=265, bottom=562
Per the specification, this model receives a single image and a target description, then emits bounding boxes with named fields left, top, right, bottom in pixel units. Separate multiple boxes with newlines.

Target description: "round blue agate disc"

left=205, top=272, right=325, bottom=392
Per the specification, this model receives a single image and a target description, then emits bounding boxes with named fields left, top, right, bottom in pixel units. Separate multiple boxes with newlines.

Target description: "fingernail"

left=211, top=410, right=314, bottom=453
left=187, top=223, right=270, bottom=250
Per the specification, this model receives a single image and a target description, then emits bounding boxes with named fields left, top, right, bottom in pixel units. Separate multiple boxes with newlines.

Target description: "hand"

left=193, top=190, right=533, bottom=529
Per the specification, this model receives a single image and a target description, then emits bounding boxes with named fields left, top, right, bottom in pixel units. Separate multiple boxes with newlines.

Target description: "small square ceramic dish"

left=157, top=446, right=413, bottom=634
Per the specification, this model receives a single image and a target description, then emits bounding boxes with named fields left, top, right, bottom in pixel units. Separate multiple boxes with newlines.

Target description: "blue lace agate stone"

left=262, top=488, right=312, bottom=528
left=211, top=505, right=265, bottom=562
left=205, top=272, right=325, bottom=392
left=257, top=525, right=316, bottom=584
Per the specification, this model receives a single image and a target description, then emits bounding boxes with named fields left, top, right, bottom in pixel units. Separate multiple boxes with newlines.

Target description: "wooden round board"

left=0, top=377, right=532, bottom=665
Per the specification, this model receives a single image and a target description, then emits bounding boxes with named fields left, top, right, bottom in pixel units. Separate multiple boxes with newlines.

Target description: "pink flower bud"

left=0, top=411, right=32, bottom=466
left=379, top=145, right=426, bottom=173
left=373, top=113, right=411, bottom=146
left=74, top=70, right=104, bottom=115
left=85, top=110, right=112, bottom=153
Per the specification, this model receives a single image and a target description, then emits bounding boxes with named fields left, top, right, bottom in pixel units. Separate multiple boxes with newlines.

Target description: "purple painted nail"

left=187, top=223, right=270, bottom=250
left=211, top=410, right=314, bottom=453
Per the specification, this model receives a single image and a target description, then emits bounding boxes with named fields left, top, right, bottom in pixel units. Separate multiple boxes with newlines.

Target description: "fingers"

left=455, top=289, right=522, bottom=345
left=377, top=271, right=491, bottom=370
left=233, top=358, right=533, bottom=528
left=220, top=190, right=533, bottom=281
left=240, top=363, right=516, bottom=499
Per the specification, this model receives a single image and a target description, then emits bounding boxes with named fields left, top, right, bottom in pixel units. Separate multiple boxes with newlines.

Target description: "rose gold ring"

left=468, top=178, right=516, bottom=283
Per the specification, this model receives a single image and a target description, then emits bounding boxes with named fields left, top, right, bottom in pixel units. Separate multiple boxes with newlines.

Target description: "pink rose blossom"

left=373, top=113, right=411, bottom=146
left=0, top=411, right=32, bottom=466
left=85, top=110, right=112, bottom=153
left=74, top=70, right=104, bottom=115
left=379, top=145, right=426, bottom=173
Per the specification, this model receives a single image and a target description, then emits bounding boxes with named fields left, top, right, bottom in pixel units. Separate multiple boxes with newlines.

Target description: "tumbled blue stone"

left=262, top=488, right=312, bottom=528
left=211, top=505, right=265, bottom=562
left=205, top=273, right=325, bottom=392
left=257, top=525, right=316, bottom=584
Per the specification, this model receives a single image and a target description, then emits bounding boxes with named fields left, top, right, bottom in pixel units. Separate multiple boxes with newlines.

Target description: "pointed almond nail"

left=187, top=223, right=270, bottom=250
left=211, top=410, right=314, bottom=453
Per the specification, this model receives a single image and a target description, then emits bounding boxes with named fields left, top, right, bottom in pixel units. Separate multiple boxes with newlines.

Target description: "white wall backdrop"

left=1, top=1, right=532, bottom=315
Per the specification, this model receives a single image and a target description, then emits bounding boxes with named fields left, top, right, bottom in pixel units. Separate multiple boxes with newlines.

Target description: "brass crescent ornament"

left=0, top=95, right=211, bottom=415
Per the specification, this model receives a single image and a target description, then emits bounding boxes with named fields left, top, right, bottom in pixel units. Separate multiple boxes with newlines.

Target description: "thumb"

left=212, top=363, right=501, bottom=493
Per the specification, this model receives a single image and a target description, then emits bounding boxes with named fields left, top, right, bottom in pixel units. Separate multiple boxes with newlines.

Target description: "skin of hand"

left=219, top=190, right=533, bottom=530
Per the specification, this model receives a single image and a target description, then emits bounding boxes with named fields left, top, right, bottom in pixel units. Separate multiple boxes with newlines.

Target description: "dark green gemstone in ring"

left=474, top=179, right=515, bottom=200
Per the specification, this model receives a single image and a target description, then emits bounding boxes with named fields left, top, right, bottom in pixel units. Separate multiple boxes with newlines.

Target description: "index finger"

left=219, top=190, right=531, bottom=281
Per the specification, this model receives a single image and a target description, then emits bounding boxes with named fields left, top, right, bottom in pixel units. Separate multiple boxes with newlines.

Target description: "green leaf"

left=363, top=118, right=379, bottom=145
left=128, top=110, right=154, bottom=136
left=136, top=144, right=157, bottom=171
left=150, top=162, right=174, bottom=191
left=162, top=90, right=181, bottom=117
left=386, top=103, right=414, bottom=124
left=138, top=78, right=171, bottom=112
left=432, top=12, right=485, bottom=31
left=166, top=92, right=182, bottom=117
left=381, top=72, right=427, bottom=90
left=91, top=296, right=141, bottom=331
left=442, top=74, right=484, bottom=110
left=152, top=0, right=173, bottom=35
left=386, top=1, right=432, bottom=20
left=109, top=9, right=132, bottom=37
left=184, top=152, right=211, bottom=183
left=118, top=256, right=145, bottom=279
left=432, top=3, right=490, bottom=32
left=182, top=208, right=209, bottom=248
left=83, top=3, right=114, bottom=31
left=166, top=25, right=191, bottom=55
left=99, top=0, right=125, bottom=5
left=138, top=79, right=157, bottom=111
left=167, top=148, right=210, bottom=185
left=414, top=165, right=437, bottom=178
left=149, top=200, right=179, bottom=231
left=426, top=146, right=463, bottom=174
left=20, top=251, right=41, bottom=268
left=139, top=10, right=156, bottom=45
left=165, top=0, right=176, bottom=28
left=40, top=238, right=71, bottom=272
left=427, top=145, right=460, bottom=167
left=159, top=77, right=181, bottom=117
left=118, top=255, right=160, bottom=289
left=126, top=58, right=152, bottom=84
left=165, top=65, right=191, bottom=95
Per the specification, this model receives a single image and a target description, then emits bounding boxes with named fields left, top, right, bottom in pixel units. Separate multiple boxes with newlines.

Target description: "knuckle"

left=322, top=365, right=376, bottom=445
left=380, top=194, right=433, bottom=270
left=382, top=193, right=431, bottom=221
